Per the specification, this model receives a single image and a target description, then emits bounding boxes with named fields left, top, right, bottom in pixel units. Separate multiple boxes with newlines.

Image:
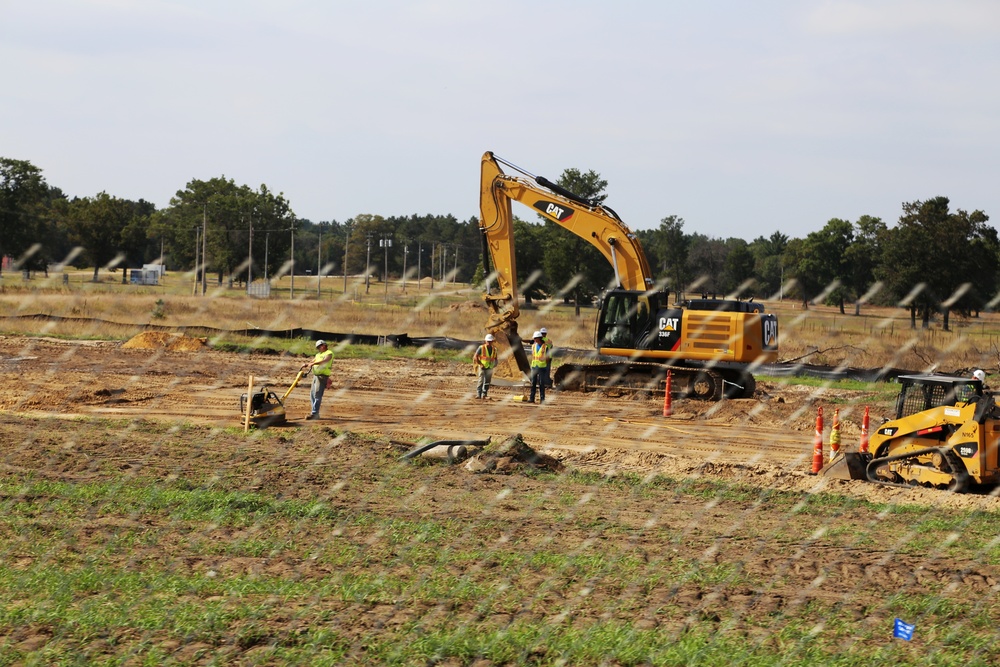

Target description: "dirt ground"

left=6, top=333, right=1000, bottom=663
left=4, top=333, right=997, bottom=513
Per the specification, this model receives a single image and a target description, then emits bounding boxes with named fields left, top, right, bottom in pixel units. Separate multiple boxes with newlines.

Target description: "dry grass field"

left=4, top=267, right=1000, bottom=375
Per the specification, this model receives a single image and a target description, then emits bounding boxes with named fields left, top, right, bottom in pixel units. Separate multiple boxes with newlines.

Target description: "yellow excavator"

left=823, top=374, right=1000, bottom=492
left=479, top=151, right=779, bottom=400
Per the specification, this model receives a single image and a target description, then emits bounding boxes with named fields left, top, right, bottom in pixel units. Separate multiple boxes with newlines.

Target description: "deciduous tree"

left=0, top=158, right=48, bottom=274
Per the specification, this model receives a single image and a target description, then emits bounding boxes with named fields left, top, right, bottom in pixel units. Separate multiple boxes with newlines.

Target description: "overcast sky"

left=3, top=1, right=999, bottom=240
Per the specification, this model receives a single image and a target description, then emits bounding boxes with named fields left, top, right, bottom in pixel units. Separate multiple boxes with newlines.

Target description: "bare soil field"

left=4, top=333, right=1000, bottom=664
left=2, top=333, right=991, bottom=508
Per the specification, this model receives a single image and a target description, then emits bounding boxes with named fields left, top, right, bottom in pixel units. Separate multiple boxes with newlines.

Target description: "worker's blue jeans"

left=529, top=367, right=546, bottom=403
left=310, top=374, right=329, bottom=416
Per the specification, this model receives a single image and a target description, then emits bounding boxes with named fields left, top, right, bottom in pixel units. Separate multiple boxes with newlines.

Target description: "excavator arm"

left=480, top=151, right=655, bottom=304
left=479, top=151, right=656, bottom=377
left=479, top=153, right=521, bottom=334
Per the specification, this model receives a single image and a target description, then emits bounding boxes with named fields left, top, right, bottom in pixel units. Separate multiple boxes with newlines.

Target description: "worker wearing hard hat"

left=539, top=327, right=554, bottom=389
left=300, top=339, right=334, bottom=420
left=528, top=330, right=550, bottom=404
left=473, top=334, right=498, bottom=399
left=973, top=369, right=992, bottom=393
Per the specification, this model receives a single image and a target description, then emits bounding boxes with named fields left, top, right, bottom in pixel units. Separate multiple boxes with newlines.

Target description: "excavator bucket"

left=819, top=452, right=870, bottom=481
left=492, top=328, right=531, bottom=381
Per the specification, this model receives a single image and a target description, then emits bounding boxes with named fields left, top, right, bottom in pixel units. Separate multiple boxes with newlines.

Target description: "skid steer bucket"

left=819, top=452, right=871, bottom=481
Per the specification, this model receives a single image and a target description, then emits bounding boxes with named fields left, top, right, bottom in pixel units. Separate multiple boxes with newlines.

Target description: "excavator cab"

left=596, top=290, right=658, bottom=349
left=595, top=289, right=777, bottom=364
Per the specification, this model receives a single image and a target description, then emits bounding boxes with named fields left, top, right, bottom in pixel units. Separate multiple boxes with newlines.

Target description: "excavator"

left=478, top=151, right=779, bottom=400
left=822, top=374, right=1000, bottom=492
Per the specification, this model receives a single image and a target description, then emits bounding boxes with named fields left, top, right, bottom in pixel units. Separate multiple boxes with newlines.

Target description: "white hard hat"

left=485, top=334, right=495, bottom=342
left=540, top=327, right=547, bottom=334
left=315, top=340, right=326, bottom=348
left=532, top=331, right=543, bottom=339
left=974, top=369, right=986, bottom=382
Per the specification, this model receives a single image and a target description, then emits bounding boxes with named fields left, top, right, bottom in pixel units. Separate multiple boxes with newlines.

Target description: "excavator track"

left=866, top=446, right=970, bottom=493
left=552, top=362, right=756, bottom=401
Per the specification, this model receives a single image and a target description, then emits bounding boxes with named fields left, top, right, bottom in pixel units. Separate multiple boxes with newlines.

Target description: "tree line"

left=1, top=156, right=995, bottom=328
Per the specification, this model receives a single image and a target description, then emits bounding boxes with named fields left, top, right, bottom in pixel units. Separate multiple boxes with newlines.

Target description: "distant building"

left=130, top=266, right=162, bottom=285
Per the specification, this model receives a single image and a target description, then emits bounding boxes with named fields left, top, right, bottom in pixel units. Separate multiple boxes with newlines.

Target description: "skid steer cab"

left=822, top=374, right=1000, bottom=492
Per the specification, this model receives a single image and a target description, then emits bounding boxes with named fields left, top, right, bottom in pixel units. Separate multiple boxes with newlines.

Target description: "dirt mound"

left=464, top=434, right=564, bottom=474
left=122, top=332, right=207, bottom=351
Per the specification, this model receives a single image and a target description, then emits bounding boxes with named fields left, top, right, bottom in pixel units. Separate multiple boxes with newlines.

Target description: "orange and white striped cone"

left=662, top=371, right=673, bottom=417
left=829, top=408, right=841, bottom=462
left=859, top=406, right=870, bottom=454
left=811, top=406, right=825, bottom=474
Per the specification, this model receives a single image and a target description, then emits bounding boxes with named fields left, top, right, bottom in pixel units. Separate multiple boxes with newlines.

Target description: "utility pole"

left=264, top=233, right=269, bottom=282
left=317, top=223, right=323, bottom=298
left=247, top=210, right=253, bottom=292
left=343, top=222, right=351, bottom=295
left=201, top=204, right=207, bottom=295
left=290, top=226, right=295, bottom=299
left=417, top=241, right=422, bottom=292
left=380, top=234, right=392, bottom=304
left=401, top=242, right=408, bottom=293
left=192, top=226, right=200, bottom=296
left=365, top=234, right=372, bottom=294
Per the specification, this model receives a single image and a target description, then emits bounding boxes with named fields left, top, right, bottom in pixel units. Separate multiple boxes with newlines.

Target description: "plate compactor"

left=240, top=370, right=306, bottom=428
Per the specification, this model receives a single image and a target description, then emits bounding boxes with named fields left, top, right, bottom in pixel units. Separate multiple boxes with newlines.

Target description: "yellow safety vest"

left=530, top=342, right=547, bottom=368
left=312, top=349, right=334, bottom=376
left=477, top=344, right=497, bottom=369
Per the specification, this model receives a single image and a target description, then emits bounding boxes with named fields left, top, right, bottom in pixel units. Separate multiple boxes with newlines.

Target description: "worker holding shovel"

left=300, top=340, right=334, bottom=420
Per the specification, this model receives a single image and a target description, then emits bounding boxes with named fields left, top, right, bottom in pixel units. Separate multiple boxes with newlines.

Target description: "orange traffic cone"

left=811, top=406, right=825, bottom=474
left=859, top=406, right=870, bottom=453
left=829, top=409, right=841, bottom=461
left=663, top=371, right=673, bottom=417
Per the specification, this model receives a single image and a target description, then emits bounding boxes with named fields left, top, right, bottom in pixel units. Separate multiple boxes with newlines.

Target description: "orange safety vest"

left=477, top=344, right=497, bottom=369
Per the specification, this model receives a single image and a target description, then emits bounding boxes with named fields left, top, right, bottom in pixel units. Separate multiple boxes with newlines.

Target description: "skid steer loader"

left=821, top=374, right=1000, bottom=492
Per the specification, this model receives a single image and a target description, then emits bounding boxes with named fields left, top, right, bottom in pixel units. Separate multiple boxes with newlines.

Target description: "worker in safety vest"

left=473, top=334, right=498, bottom=399
left=300, top=340, right=334, bottom=420
left=539, top=326, right=554, bottom=389
left=528, top=331, right=549, bottom=404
